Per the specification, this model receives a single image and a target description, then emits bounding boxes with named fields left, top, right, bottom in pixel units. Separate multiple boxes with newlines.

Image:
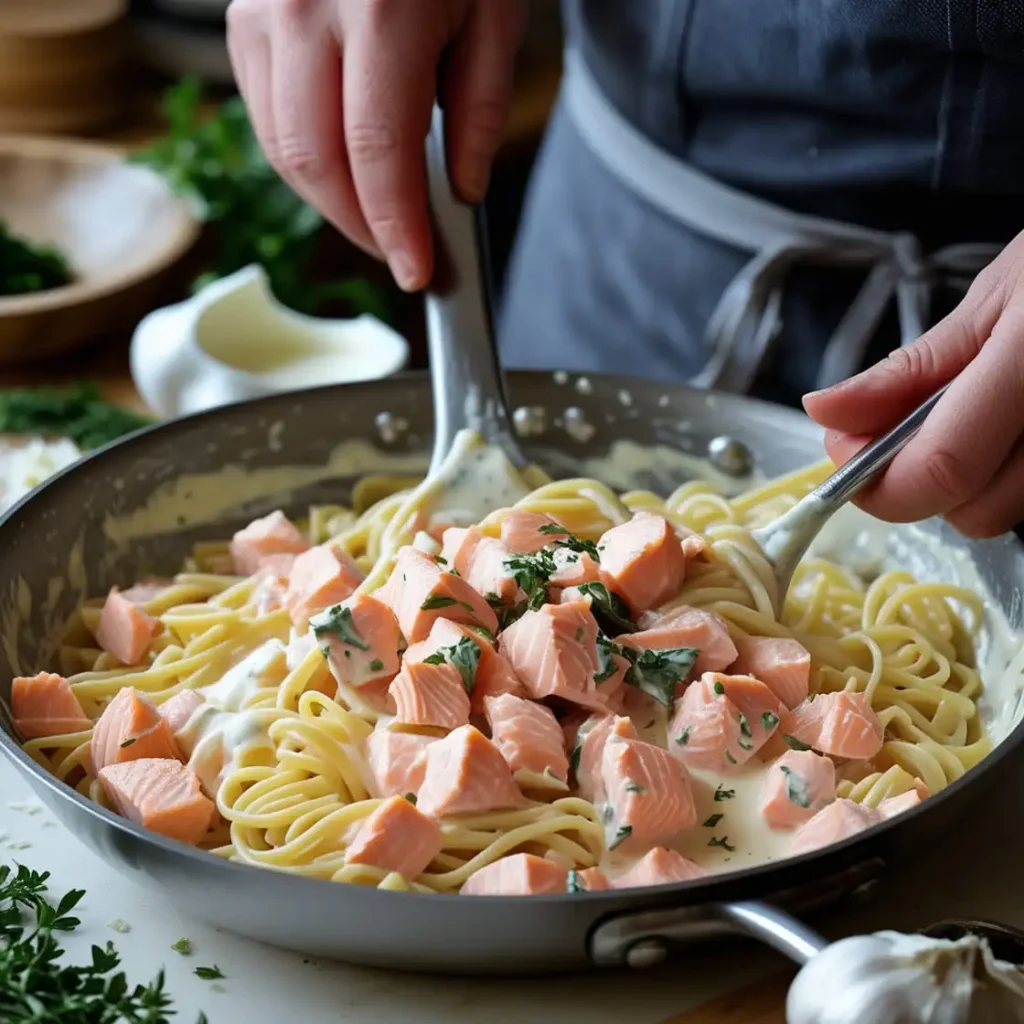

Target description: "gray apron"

left=499, top=1, right=1024, bottom=403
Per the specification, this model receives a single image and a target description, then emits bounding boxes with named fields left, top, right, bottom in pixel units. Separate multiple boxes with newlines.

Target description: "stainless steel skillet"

left=0, top=373, right=1023, bottom=975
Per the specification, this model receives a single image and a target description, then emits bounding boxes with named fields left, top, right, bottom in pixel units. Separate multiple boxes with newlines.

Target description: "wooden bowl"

left=0, top=0, right=128, bottom=135
left=0, top=136, right=200, bottom=364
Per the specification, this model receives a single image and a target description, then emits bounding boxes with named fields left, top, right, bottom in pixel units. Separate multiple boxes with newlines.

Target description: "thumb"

left=802, top=290, right=1001, bottom=436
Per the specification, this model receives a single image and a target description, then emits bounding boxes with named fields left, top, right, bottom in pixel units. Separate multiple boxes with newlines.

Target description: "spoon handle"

left=812, top=381, right=950, bottom=508
left=423, top=106, right=521, bottom=473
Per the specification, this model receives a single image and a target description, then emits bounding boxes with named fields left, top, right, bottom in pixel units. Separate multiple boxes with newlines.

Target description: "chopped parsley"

left=594, top=635, right=622, bottom=684
left=404, top=793, right=417, bottom=805
left=713, top=681, right=725, bottom=696
left=675, top=726, right=692, bottom=746
left=172, top=937, right=193, bottom=956
left=537, top=523, right=570, bottom=536
left=725, top=751, right=737, bottom=764
left=469, top=624, right=496, bottom=643
left=419, top=595, right=458, bottom=611
left=312, top=605, right=369, bottom=650
left=608, top=825, right=633, bottom=851
left=194, top=965, right=225, bottom=981
left=714, top=784, right=736, bottom=801
left=421, top=638, right=481, bottom=693
left=762, top=711, right=780, bottom=731
left=544, top=526, right=601, bottom=562
left=435, top=555, right=447, bottom=565
left=575, top=626, right=584, bottom=641
left=504, top=548, right=557, bottom=615
left=576, top=582, right=634, bottom=634
left=319, top=643, right=331, bottom=659
left=566, top=869, right=584, bottom=894
left=369, top=658, right=384, bottom=671
left=784, top=734, right=812, bottom=751
left=708, top=836, right=736, bottom=852
left=606, top=642, right=698, bottom=707
left=702, top=813, right=724, bottom=828
left=569, top=740, right=582, bottom=777
left=780, top=765, right=811, bottom=808
left=625, top=781, right=645, bottom=795
left=119, top=737, right=137, bottom=749
left=737, top=713, right=753, bottom=751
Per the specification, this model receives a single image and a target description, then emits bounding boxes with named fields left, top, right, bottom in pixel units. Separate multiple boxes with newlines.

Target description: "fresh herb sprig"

left=422, top=637, right=481, bottom=693
left=597, top=637, right=699, bottom=707
left=132, top=78, right=392, bottom=320
left=0, top=220, right=73, bottom=297
left=311, top=605, right=369, bottom=649
left=0, top=862, right=203, bottom=1023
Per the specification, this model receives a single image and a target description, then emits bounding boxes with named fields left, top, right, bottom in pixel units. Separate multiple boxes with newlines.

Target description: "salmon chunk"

left=759, top=750, right=836, bottom=830
left=878, top=790, right=924, bottom=819
left=12, top=672, right=91, bottom=739
left=416, top=725, right=523, bottom=818
left=575, top=866, right=611, bottom=891
left=485, top=693, right=569, bottom=783
left=732, top=635, right=811, bottom=709
left=389, top=658, right=471, bottom=731
left=120, top=578, right=171, bottom=605
left=499, top=601, right=612, bottom=712
left=158, top=690, right=202, bottom=735
left=601, top=734, right=697, bottom=854
left=285, top=544, right=365, bottom=628
left=313, top=594, right=401, bottom=688
left=460, top=853, right=568, bottom=895
left=365, top=729, right=437, bottom=798
left=574, top=714, right=638, bottom=803
left=628, top=607, right=737, bottom=678
left=789, top=798, right=880, bottom=856
left=500, top=510, right=565, bottom=554
left=548, top=550, right=602, bottom=589
left=783, top=691, right=884, bottom=760
left=345, top=795, right=444, bottom=880
left=99, top=758, right=214, bottom=845
left=417, top=617, right=524, bottom=713
left=669, top=673, right=783, bottom=772
left=230, top=510, right=310, bottom=576
left=95, top=588, right=158, bottom=666
left=613, top=848, right=707, bottom=888
left=377, top=547, right=498, bottom=643
left=596, top=513, right=690, bottom=615
left=256, top=552, right=299, bottom=581
left=440, top=528, right=517, bottom=604
left=91, top=687, right=182, bottom=773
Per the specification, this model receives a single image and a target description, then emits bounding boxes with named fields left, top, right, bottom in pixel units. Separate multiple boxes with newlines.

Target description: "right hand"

left=226, top=0, right=527, bottom=292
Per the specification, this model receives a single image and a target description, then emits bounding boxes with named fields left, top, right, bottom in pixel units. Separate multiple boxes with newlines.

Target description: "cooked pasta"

left=15, top=453, right=992, bottom=894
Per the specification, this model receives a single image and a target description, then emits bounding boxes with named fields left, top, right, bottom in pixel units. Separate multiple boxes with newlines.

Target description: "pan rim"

left=0, top=372, right=1021, bottom=910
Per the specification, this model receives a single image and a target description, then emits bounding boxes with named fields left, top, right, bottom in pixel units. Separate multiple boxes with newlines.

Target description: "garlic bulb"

left=787, top=931, right=1024, bottom=1024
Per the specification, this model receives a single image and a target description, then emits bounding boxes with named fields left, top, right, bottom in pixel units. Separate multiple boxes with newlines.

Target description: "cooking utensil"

left=752, top=383, right=951, bottom=612
left=0, top=373, right=1022, bottom=977
left=0, top=135, right=199, bottom=363
left=424, top=105, right=526, bottom=477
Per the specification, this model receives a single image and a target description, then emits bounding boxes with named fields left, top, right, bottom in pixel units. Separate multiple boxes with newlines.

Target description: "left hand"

left=803, top=228, right=1024, bottom=539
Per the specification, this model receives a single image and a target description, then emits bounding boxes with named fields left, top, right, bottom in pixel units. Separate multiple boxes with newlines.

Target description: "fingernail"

left=389, top=251, right=421, bottom=292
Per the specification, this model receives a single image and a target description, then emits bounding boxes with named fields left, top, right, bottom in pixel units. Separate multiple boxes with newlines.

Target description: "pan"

left=1, top=370, right=1023, bottom=975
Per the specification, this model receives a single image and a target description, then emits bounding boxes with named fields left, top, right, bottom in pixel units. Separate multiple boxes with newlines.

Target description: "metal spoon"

left=423, top=105, right=527, bottom=476
left=751, top=382, right=951, bottom=612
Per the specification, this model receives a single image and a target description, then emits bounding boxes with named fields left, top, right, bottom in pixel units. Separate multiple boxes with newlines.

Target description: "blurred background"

left=0, top=0, right=564, bottom=390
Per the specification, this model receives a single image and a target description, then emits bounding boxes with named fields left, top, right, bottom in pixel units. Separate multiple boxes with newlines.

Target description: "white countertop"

left=3, top=754, right=1023, bottom=1024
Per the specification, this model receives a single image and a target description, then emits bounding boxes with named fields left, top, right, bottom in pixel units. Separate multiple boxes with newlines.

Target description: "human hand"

left=804, top=230, right=1024, bottom=538
left=226, top=0, right=526, bottom=291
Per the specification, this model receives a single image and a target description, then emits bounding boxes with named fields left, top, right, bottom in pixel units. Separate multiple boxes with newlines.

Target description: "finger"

left=822, top=302, right=1024, bottom=522
left=803, top=261, right=1007, bottom=435
left=442, top=0, right=525, bottom=202
left=343, top=6, right=449, bottom=291
left=227, top=1, right=279, bottom=162
left=267, top=3, right=379, bottom=256
left=945, top=436, right=1024, bottom=538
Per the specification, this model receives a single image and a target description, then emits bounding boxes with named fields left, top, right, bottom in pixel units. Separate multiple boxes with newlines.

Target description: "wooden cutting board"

left=0, top=0, right=128, bottom=134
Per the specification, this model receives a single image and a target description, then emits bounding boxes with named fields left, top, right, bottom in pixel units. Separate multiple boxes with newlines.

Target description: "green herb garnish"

left=608, top=825, right=633, bottom=851
left=675, top=726, right=692, bottom=746
left=625, top=781, right=645, bottom=795
left=626, top=646, right=698, bottom=707
left=714, top=784, right=736, bottom=801
left=503, top=549, right=558, bottom=615
left=0, top=220, right=73, bottom=297
left=194, top=965, right=224, bottom=981
left=576, top=582, right=635, bottom=634
left=784, top=734, right=812, bottom=751
left=312, top=605, right=369, bottom=649
left=119, top=738, right=137, bottom=749
left=171, top=937, right=192, bottom=956
left=421, top=638, right=481, bottom=693
left=779, top=766, right=811, bottom=808
left=566, top=870, right=584, bottom=894
left=594, top=634, right=622, bottom=684
left=537, top=524, right=569, bottom=536
left=737, top=713, right=753, bottom=751
left=0, top=862, right=192, bottom=1022
left=703, top=814, right=724, bottom=827
left=762, top=711, right=780, bottom=731
left=369, top=658, right=384, bottom=671
left=725, top=751, right=737, bottom=764
left=435, top=555, right=447, bottom=565
left=419, top=595, right=458, bottom=611
left=404, top=793, right=417, bottom=805
left=708, top=836, right=736, bottom=852
left=469, top=624, right=496, bottom=643
left=713, top=681, right=725, bottom=695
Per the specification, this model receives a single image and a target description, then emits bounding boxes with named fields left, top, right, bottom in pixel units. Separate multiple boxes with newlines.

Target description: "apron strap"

left=563, top=51, right=1002, bottom=392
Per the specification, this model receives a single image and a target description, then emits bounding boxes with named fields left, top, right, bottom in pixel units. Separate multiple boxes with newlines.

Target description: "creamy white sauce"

left=200, top=639, right=288, bottom=712
left=175, top=703, right=276, bottom=796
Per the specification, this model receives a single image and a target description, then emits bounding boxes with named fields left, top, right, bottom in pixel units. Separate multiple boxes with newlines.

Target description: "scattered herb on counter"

left=708, top=836, right=736, bottom=852
left=714, top=784, right=736, bottom=801
left=194, top=965, right=225, bottom=982
left=0, top=862, right=205, bottom=1023
left=0, top=385, right=153, bottom=449
left=171, top=937, right=193, bottom=956
left=703, top=814, right=724, bottom=828
left=311, top=606, right=369, bottom=650
left=0, top=220, right=73, bottom=297
left=131, top=78, right=392, bottom=320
